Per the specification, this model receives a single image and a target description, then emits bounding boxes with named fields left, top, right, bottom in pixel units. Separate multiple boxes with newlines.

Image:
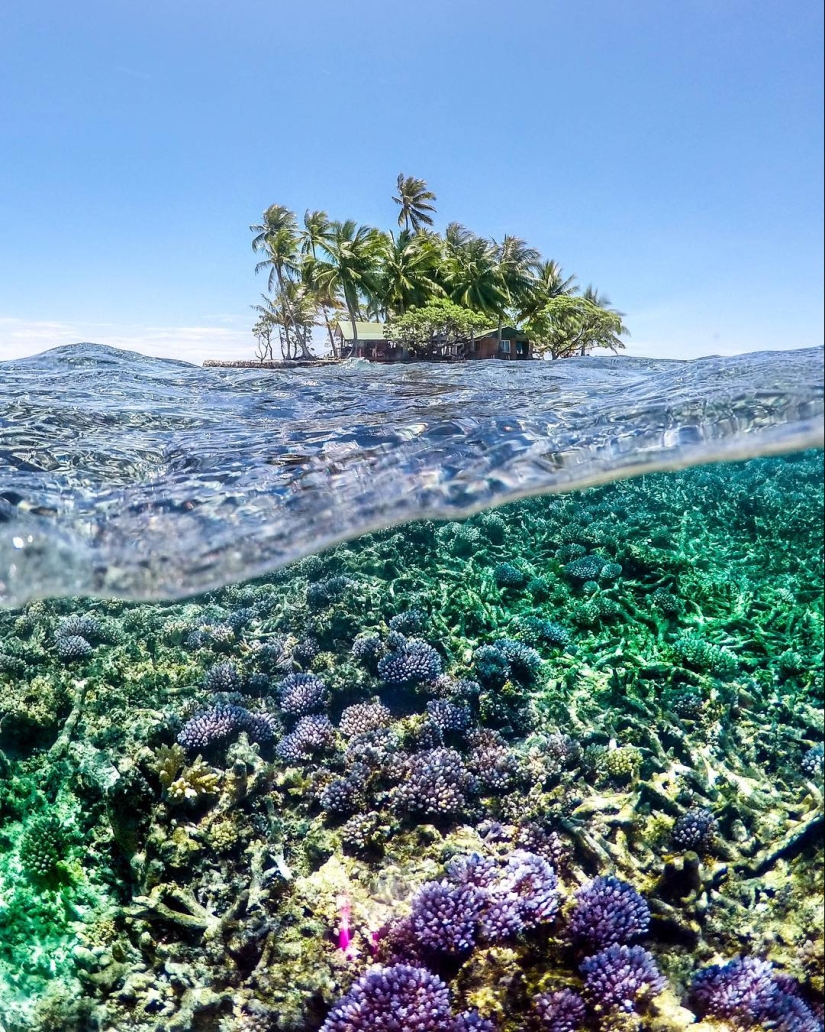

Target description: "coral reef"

left=0, top=450, right=823, bottom=1031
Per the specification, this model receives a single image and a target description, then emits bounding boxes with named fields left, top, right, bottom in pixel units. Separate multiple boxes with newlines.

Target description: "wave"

left=0, top=343, right=822, bottom=606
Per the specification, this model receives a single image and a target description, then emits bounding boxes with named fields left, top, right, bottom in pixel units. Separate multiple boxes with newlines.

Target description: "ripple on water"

left=0, top=343, right=822, bottom=605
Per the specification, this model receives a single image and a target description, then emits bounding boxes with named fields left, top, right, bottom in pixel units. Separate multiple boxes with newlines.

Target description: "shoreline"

left=203, top=358, right=342, bottom=368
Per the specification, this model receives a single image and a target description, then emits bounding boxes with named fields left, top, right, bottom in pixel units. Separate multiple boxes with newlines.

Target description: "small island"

left=207, top=176, right=630, bottom=366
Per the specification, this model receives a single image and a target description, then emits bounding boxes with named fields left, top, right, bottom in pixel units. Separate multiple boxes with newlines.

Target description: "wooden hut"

left=334, top=321, right=533, bottom=362
left=468, top=326, right=533, bottom=360
left=334, top=321, right=402, bottom=361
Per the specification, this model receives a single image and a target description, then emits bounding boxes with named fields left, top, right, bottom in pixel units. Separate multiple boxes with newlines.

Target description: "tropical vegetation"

left=249, top=176, right=629, bottom=360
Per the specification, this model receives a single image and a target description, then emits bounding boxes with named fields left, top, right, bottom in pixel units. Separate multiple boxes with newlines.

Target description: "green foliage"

left=250, top=174, right=630, bottom=359
left=525, top=295, right=629, bottom=359
left=393, top=173, right=437, bottom=232
left=385, top=299, right=488, bottom=358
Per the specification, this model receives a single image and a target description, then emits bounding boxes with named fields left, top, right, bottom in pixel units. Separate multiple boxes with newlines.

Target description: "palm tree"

left=393, top=174, right=437, bottom=233
left=375, top=230, right=443, bottom=317
left=251, top=287, right=316, bottom=360
left=299, top=210, right=341, bottom=354
left=299, top=209, right=333, bottom=257
left=494, top=235, right=541, bottom=323
left=579, top=285, right=629, bottom=355
left=518, top=260, right=578, bottom=323
left=440, top=227, right=509, bottom=319
left=311, top=220, right=384, bottom=345
left=250, top=205, right=314, bottom=358
left=250, top=205, right=300, bottom=291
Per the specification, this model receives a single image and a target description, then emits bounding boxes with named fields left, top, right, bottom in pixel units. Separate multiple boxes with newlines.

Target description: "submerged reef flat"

left=0, top=451, right=823, bottom=1032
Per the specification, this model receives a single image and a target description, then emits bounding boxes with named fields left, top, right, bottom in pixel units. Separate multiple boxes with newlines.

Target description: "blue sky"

left=0, top=0, right=822, bottom=363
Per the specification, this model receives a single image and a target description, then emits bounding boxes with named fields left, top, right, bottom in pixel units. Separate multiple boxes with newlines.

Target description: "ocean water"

left=0, top=345, right=823, bottom=1032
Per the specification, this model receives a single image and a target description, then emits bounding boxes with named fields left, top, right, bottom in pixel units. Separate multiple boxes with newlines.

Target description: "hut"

left=334, top=321, right=402, bottom=361
left=468, top=327, right=533, bottom=360
left=334, top=320, right=533, bottom=362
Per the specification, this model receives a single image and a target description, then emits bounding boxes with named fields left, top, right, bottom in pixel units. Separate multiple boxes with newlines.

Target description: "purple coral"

left=493, top=638, right=542, bottom=681
left=276, top=672, right=328, bottom=716
left=801, top=744, right=824, bottom=780
left=531, top=989, right=587, bottom=1032
left=580, top=944, right=665, bottom=1012
left=474, top=639, right=541, bottom=687
left=408, top=880, right=483, bottom=957
left=339, top=700, right=393, bottom=737
left=319, top=775, right=364, bottom=815
left=427, top=676, right=482, bottom=700
left=566, top=875, right=650, bottom=951
left=443, top=850, right=559, bottom=944
left=690, top=956, right=778, bottom=1023
left=564, top=554, right=606, bottom=581
left=473, top=644, right=512, bottom=688
left=55, top=633, right=93, bottom=661
left=388, top=609, right=428, bottom=634
left=276, top=714, right=335, bottom=762
left=177, top=704, right=278, bottom=751
left=393, top=748, right=474, bottom=817
left=426, top=699, right=472, bottom=735
left=57, top=614, right=103, bottom=641
left=378, top=637, right=442, bottom=686
left=458, top=1011, right=497, bottom=1027
left=203, top=661, right=243, bottom=693
left=499, top=849, right=559, bottom=928
left=320, top=963, right=457, bottom=1032
left=307, top=575, right=352, bottom=609
left=456, top=1013, right=497, bottom=1032
left=468, top=742, right=520, bottom=794
left=764, top=993, right=824, bottom=1032
left=351, top=634, right=387, bottom=672
left=446, top=853, right=499, bottom=888
left=672, top=807, right=717, bottom=852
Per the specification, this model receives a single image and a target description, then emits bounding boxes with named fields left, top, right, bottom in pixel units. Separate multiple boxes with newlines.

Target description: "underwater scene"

left=0, top=347, right=823, bottom=1032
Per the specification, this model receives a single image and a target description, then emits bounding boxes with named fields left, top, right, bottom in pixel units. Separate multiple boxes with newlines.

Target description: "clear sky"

left=0, top=0, right=822, bottom=364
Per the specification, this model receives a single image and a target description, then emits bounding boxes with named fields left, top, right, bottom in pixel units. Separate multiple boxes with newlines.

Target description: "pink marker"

left=336, top=894, right=356, bottom=959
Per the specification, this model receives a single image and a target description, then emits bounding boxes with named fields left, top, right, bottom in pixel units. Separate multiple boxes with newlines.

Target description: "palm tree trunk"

left=276, top=266, right=313, bottom=360
left=348, top=308, right=359, bottom=357
left=322, top=308, right=337, bottom=357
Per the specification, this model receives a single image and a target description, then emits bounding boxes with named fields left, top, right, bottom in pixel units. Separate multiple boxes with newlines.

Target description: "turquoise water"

left=0, top=346, right=823, bottom=1032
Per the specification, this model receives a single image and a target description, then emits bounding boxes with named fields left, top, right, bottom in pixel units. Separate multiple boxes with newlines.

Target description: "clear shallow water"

left=0, top=344, right=823, bottom=1032
left=0, top=343, right=822, bottom=607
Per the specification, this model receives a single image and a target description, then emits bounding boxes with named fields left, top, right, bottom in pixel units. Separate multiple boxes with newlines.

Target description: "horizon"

left=1, top=0, right=823, bottom=364
left=3, top=339, right=823, bottom=370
